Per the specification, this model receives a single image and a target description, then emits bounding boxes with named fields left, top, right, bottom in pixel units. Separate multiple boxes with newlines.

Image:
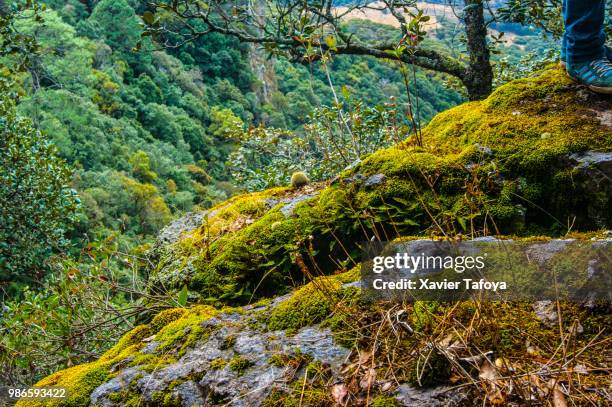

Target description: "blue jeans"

left=562, top=0, right=606, bottom=64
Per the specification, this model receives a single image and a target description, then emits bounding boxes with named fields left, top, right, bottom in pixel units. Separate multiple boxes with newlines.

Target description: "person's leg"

left=561, top=0, right=568, bottom=65
left=563, top=0, right=605, bottom=64
left=564, top=0, right=611, bottom=93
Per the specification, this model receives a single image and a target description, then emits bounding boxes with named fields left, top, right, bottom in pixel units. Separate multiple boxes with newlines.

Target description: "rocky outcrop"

left=17, top=238, right=611, bottom=406
left=146, top=67, right=611, bottom=305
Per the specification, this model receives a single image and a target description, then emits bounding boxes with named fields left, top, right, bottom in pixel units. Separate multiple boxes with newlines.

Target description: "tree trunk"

left=462, top=0, right=493, bottom=100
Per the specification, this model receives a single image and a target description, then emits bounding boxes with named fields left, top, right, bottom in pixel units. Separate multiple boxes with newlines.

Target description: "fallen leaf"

left=331, top=383, right=348, bottom=405
left=494, top=357, right=514, bottom=373
left=359, top=368, right=376, bottom=390
left=357, top=350, right=372, bottom=366
left=573, top=364, right=588, bottom=375
left=548, top=380, right=567, bottom=407
left=438, top=333, right=454, bottom=348
left=479, top=361, right=504, bottom=405
left=380, top=381, right=392, bottom=392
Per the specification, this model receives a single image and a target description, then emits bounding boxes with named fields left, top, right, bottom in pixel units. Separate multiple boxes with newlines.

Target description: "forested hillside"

left=9, top=0, right=464, bottom=254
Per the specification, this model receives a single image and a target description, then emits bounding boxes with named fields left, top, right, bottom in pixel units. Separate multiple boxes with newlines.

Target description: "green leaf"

left=457, top=217, right=467, bottom=231
left=324, top=35, right=337, bottom=51
left=142, top=11, right=155, bottom=25
left=178, top=284, right=188, bottom=307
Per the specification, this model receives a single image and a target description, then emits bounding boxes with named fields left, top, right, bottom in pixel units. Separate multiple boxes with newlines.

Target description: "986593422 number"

left=5, top=387, right=67, bottom=399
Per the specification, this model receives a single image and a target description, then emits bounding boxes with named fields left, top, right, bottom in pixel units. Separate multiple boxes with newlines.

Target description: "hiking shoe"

left=566, top=57, right=612, bottom=94
left=560, top=45, right=612, bottom=68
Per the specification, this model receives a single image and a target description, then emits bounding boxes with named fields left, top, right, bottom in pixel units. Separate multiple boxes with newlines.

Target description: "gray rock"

left=90, top=297, right=349, bottom=407
left=569, top=151, right=612, bottom=172
left=344, top=159, right=361, bottom=172
left=280, top=194, right=316, bottom=217
left=565, top=151, right=612, bottom=228
left=173, top=380, right=205, bottom=407
left=91, top=367, right=142, bottom=407
left=525, top=239, right=574, bottom=265
left=156, top=211, right=207, bottom=245
left=140, top=341, right=160, bottom=354
left=533, top=300, right=558, bottom=326
left=264, top=197, right=281, bottom=209
left=475, top=143, right=493, bottom=156
left=343, top=173, right=366, bottom=185
left=92, top=239, right=611, bottom=406
left=364, top=173, right=387, bottom=187
left=394, top=384, right=468, bottom=406
left=472, top=236, right=505, bottom=242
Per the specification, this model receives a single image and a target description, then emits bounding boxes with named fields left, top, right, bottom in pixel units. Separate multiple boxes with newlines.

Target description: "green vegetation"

left=228, top=356, right=253, bottom=376
left=0, top=87, right=79, bottom=294
left=289, top=172, right=310, bottom=189
left=149, top=67, right=611, bottom=304
left=2, top=0, right=610, bottom=404
left=12, top=304, right=218, bottom=407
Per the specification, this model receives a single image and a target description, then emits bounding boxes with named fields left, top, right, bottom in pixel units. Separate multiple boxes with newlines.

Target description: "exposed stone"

left=525, top=239, right=574, bottom=265
left=156, top=211, right=207, bottom=245
left=533, top=300, right=558, bottom=326
left=90, top=301, right=349, bottom=407
left=280, top=193, right=316, bottom=217
left=343, top=173, right=366, bottom=185
left=567, top=152, right=612, bottom=224
left=475, top=143, right=493, bottom=156
left=172, top=380, right=206, bottom=407
left=90, top=367, right=142, bottom=407
left=568, top=151, right=612, bottom=174
left=364, top=173, right=387, bottom=187
left=394, top=383, right=468, bottom=406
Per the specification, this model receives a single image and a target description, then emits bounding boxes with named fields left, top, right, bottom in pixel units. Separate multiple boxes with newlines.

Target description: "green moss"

left=268, top=349, right=312, bottom=369
left=16, top=305, right=221, bottom=407
left=228, top=356, right=253, bottom=376
left=412, top=301, right=440, bottom=333
left=155, top=305, right=218, bottom=354
left=290, top=171, right=310, bottom=188
left=149, top=308, right=187, bottom=332
left=372, top=395, right=402, bottom=407
left=220, top=334, right=236, bottom=350
left=267, top=276, right=342, bottom=333
left=210, top=358, right=227, bottom=370
left=28, top=68, right=612, bottom=405
left=15, top=359, right=112, bottom=407
left=151, top=66, right=611, bottom=308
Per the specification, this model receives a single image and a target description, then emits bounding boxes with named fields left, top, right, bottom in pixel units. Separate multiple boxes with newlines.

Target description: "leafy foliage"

left=0, top=89, right=79, bottom=296
left=229, top=95, right=404, bottom=190
left=0, top=234, right=175, bottom=386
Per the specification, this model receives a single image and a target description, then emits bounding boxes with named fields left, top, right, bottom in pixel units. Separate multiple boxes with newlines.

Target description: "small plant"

left=229, top=356, right=253, bottom=376
left=268, top=349, right=312, bottom=369
left=220, top=335, right=236, bottom=350
left=290, top=171, right=310, bottom=189
left=210, top=358, right=227, bottom=370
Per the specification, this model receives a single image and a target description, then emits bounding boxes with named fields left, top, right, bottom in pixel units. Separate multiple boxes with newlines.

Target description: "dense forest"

left=7, top=0, right=473, bottom=252
left=3, top=0, right=596, bottom=395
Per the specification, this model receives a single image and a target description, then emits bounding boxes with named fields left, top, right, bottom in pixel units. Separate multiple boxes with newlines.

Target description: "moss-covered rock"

left=148, top=67, right=611, bottom=304
left=14, top=306, right=219, bottom=407
left=18, top=238, right=611, bottom=406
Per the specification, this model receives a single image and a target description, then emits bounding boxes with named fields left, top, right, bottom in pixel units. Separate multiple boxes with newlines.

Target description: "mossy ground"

left=262, top=289, right=610, bottom=405
left=149, top=66, right=611, bottom=306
